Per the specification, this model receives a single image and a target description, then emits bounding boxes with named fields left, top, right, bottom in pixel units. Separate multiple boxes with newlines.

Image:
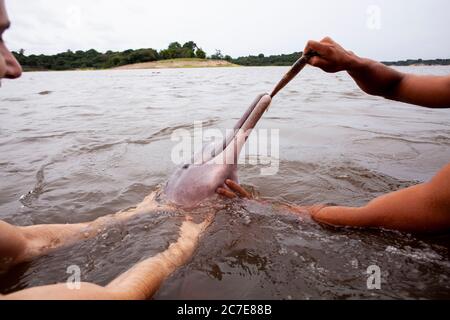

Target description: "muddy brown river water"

left=0, top=66, right=449, bottom=299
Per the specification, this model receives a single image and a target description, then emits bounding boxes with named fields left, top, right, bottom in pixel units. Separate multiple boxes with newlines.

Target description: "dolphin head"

left=164, top=94, right=272, bottom=208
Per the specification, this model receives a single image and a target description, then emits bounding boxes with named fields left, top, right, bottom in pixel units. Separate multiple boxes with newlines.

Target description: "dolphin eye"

left=182, top=164, right=190, bottom=169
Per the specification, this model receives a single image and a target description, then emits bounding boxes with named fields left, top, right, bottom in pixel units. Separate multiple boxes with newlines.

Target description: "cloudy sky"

left=4, top=0, right=450, bottom=61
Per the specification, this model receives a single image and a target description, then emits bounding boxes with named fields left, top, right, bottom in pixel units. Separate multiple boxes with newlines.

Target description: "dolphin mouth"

left=198, top=93, right=272, bottom=165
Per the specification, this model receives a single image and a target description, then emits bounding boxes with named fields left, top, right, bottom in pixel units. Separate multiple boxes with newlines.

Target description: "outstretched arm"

left=309, top=163, right=450, bottom=233
left=218, top=163, right=450, bottom=233
left=2, top=215, right=212, bottom=300
left=304, top=37, right=450, bottom=108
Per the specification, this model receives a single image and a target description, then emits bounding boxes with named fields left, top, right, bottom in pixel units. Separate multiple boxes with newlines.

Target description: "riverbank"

left=114, top=58, right=239, bottom=70
left=114, top=59, right=449, bottom=70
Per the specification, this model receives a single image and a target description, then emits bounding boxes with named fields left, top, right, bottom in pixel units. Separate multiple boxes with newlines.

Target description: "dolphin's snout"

left=240, top=94, right=272, bottom=132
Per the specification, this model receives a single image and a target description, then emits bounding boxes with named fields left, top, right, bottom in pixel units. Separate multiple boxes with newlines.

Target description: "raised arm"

left=304, top=37, right=450, bottom=108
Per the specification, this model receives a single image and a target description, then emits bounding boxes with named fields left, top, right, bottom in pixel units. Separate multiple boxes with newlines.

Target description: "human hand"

left=216, top=179, right=252, bottom=199
left=304, top=37, right=358, bottom=73
left=216, top=181, right=325, bottom=217
left=283, top=204, right=327, bottom=217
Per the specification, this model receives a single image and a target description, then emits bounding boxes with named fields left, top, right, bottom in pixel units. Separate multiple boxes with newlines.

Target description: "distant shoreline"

left=21, top=63, right=449, bottom=73
left=14, top=43, right=450, bottom=72
left=382, top=59, right=450, bottom=67
left=20, top=58, right=239, bottom=72
left=113, top=58, right=239, bottom=70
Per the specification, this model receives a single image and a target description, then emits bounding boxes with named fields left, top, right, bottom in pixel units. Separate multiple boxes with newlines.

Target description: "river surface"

left=0, top=66, right=449, bottom=299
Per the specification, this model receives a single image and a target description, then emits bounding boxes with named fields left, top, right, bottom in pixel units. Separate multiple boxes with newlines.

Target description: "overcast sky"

left=4, top=0, right=450, bottom=61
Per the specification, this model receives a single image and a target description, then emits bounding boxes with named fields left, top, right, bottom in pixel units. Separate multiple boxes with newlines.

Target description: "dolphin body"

left=164, top=94, right=272, bottom=208
left=163, top=51, right=314, bottom=207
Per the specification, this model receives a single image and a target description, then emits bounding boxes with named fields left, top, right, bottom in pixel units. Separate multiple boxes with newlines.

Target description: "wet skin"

left=2, top=0, right=449, bottom=296
left=0, top=0, right=275, bottom=299
left=164, top=94, right=272, bottom=207
left=222, top=38, right=450, bottom=233
left=0, top=92, right=273, bottom=299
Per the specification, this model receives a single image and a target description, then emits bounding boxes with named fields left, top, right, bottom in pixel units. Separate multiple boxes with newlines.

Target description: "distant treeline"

left=230, top=52, right=302, bottom=66
left=12, top=42, right=450, bottom=71
left=230, top=53, right=450, bottom=67
left=382, top=58, right=450, bottom=66
left=13, top=41, right=208, bottom=71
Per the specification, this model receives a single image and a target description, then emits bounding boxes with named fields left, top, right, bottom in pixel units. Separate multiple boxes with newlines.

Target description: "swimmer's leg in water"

left=0, top=193, right=167, bottom=273
left=1, top=215, right=212, bottom=300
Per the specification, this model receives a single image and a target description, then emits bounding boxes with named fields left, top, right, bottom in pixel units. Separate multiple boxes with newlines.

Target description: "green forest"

left=12, top=41, right=450, bottom=71
left=231, top=52, right=302, bottom=66
left=233, top=55, right=449, bottom=66
left=13, top=41, right=209, bottom=71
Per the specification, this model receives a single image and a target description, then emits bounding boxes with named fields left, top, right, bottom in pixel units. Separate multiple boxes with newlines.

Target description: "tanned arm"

left=304, top=37, right=450, bottom=108
left=219, top=164, right=450, bottom=233
left=309, top=163, right=450, bottom=233
left=217, top=38, right=450, bottom=233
